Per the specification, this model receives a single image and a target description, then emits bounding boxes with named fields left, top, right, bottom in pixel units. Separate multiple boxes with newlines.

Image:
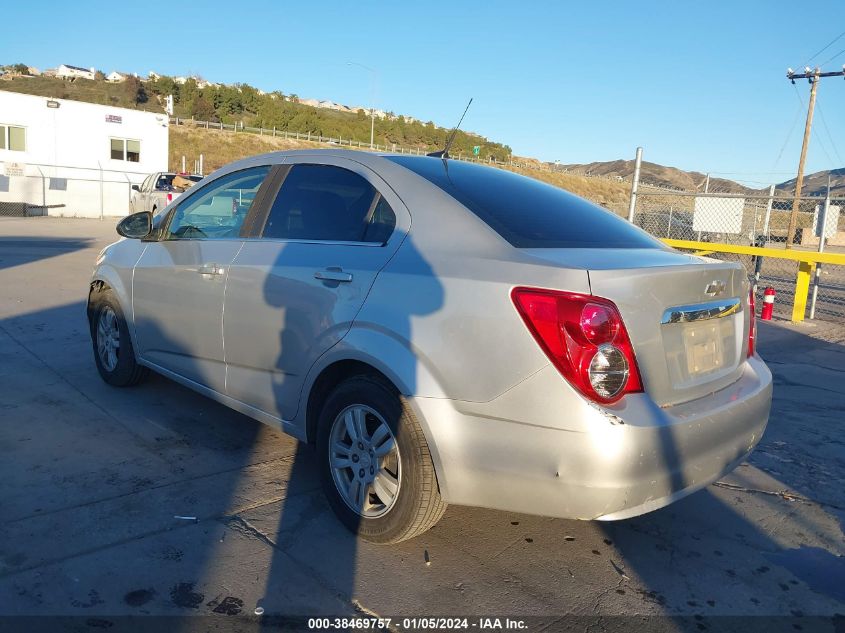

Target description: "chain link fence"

left=169, top=117, right=632, bottom=186
left=0, top=163, right=147, bottom=218
left=632, top=183, right=845, bottom=321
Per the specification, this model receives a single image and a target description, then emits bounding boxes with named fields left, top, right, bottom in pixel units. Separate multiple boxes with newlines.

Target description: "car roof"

left=213, top=148, right=435, bottom=173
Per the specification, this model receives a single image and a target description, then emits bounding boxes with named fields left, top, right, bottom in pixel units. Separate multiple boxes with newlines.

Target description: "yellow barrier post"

left=661, top=239, right=845, bottom=324
left=792, top=261, right=815, bottom=322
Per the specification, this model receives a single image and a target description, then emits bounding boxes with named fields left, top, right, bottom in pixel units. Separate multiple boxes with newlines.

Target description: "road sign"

left=472, top=146, right=481, bottom=156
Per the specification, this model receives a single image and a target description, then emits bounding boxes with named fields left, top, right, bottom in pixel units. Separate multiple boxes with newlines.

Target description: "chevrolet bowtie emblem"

left=705, top=280, right=727, bottom=297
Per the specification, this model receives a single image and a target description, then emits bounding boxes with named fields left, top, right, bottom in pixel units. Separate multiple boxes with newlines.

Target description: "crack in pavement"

left=2, top=454, right=300, bottom=526
left=712, top=481, right=845, bottom=512
left=221, top=512, right=379, bottom=622
left=0, top=481, right=317, bottom=580
left=766, top=359, right=845, bottom=375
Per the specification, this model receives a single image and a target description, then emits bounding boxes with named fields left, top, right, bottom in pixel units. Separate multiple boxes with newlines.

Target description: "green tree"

left=191, top=95, right=215, bottom=121
left=123, top=76, right=147, bottom=105
left=180, top=78, right=199, bottom=106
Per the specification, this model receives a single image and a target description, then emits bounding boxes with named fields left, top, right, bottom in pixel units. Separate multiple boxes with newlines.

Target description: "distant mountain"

left=559, top=159, right=753, bottom=193
left=560, top=159, right=845, bottom=197
left=776, top=167, right=845, bottom=197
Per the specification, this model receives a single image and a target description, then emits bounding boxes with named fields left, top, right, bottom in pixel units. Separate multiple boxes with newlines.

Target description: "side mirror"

left=117, top=211, right=152, bottom=239
left=131, top=184, right=140, bottom=192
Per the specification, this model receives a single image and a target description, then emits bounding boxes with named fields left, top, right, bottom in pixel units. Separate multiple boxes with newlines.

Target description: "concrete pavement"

left=1, top=217, right=843, bottom=631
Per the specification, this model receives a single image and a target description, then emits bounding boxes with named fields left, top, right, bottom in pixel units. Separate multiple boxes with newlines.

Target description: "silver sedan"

left=88, top=150, right=772, bottom=543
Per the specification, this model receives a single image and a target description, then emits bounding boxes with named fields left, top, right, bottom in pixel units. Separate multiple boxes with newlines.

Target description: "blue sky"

left=3, top=0, right=845, bottom=184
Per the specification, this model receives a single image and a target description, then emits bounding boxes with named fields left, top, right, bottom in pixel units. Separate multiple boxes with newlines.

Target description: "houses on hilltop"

left=4, top=62, right=423, bottom=124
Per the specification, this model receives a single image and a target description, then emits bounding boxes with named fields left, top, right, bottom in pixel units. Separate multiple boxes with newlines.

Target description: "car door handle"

left=198, top=263, right=225, bottom=276
left=314, top=269, right=353, bottom=282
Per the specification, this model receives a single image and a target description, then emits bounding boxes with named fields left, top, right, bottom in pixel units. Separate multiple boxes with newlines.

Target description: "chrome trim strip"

left=661, top=297, right=741, bottom=324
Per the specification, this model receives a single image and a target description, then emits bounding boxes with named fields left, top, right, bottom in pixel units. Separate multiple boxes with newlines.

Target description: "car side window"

left=363, top=195, right=397, bottom=243
left=263, top=164, right=395, bottom=243
left=166, top=166, right=271, bottom=240
left=140, top=175, right=152, bottom=192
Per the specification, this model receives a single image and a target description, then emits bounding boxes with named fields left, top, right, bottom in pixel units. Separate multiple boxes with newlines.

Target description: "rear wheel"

left=317, top=375, right=446, bottom=543
left=89, top=288, right=148, bottom=386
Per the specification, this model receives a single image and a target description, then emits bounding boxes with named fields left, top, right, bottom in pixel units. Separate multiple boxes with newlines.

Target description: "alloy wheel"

left=96, top=306, right=120, bottom=372
left=328, top=404, right=401, bottom=518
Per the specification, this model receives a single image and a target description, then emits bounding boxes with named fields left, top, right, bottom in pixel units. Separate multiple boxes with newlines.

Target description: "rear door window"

left=262, top=164, right=395, bottom=243
left=386, top=156, right=661, bottom=249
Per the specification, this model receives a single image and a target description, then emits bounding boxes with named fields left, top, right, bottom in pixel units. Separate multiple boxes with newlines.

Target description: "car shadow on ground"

left=597, top=321, right=845, bottom=629
left=0, top=235, right=95, bottom=271
left=1, top=227, right=844, bottom=631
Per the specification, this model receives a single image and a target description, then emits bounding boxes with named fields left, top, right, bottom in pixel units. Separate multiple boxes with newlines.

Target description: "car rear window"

left=386, top=156, right=662, bottom=249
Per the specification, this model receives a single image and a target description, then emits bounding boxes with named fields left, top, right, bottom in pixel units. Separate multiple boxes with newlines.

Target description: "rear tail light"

left=166, top=193, right=173, bottom=203
left=511, top=288, right=643, bottom=403
left=747, top=287, right=756, bottom=357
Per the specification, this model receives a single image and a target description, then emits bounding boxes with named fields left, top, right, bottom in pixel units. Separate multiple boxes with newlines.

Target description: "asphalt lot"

left=1, top=217, right=844, bottom=631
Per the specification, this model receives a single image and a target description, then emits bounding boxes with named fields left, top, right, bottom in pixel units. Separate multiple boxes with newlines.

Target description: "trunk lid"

left=523, top=248, right=750, bottom=407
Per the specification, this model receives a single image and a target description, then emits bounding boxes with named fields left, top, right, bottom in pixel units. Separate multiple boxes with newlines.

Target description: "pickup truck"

left=130, top=172, right=203, bottom=214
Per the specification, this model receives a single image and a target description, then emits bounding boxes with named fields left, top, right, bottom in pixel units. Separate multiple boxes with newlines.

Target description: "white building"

left=0, top=91, right=169, bottom=217
left=106, top=71, right=126, bottom=83
left=56, top=64, right=96, bottom=81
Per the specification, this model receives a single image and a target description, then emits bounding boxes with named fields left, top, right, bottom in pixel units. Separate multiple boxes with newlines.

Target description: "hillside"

left=169, top=126, right=633, bottom=215
left=561, top=159, right=753, bottom=194
left=776, top=167, right=845, bottom=197
left=0, top=73, right=511, bottom=161
left=8, top=68, right=840, bottom=201
left=563, top=159, right=845, bottom=197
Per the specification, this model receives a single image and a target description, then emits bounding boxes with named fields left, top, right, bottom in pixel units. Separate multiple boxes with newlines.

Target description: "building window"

left=0, top=124, right=26, bottom=151
left=110, top=138, right=141, bottom=162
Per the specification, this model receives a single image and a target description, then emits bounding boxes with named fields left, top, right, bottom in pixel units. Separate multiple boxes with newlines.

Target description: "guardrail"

left=168, top=117, right=630, bottom=182
left=662, top=238, right=845, bottom=322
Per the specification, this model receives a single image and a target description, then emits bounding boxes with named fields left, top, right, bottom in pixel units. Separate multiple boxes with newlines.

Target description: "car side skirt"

left=138, top=359, right=307, bottom=442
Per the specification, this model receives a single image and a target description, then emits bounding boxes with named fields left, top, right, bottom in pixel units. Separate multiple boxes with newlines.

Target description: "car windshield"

left=386, top=156, right=662, bottom=249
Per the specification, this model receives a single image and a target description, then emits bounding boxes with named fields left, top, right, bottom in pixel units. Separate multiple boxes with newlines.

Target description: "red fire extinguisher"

left=760, top=286, right=775, bottom=321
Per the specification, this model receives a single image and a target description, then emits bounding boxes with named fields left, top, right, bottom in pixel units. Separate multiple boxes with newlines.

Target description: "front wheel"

left=89, top=288, right=148, bottom=386
left=317, top=376, right=446, bottom=543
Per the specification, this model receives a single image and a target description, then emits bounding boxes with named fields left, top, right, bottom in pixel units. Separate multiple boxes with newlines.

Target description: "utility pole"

left=627, top=147, right=643, bottom=223
left=784, top=65, right=845, bottom=248
left=347, top=62, right=378, bottom=149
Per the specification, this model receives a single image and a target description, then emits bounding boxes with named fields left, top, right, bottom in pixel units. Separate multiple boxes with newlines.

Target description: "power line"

left=812, top=123, right=837, bottom=168
left=708, top=171, right=798, bottom=175
left=782, top=66, right=845, bottom=247
left=770, top=95, right=804, bottom=173
left=815, top=102, right=843, bottom=165
left=792, top=78, right=840, bottom=169
left=820, top=45, right=845, bottom=67
left=803, top=29, right=845, bottom=66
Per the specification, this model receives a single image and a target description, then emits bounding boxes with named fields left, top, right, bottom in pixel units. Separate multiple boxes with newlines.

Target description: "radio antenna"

left=427, top=98, right=473, bottom=159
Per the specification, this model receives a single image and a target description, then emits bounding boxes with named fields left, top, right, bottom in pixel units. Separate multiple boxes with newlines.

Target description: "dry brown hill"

left=169, top=126, right=634, bottom=215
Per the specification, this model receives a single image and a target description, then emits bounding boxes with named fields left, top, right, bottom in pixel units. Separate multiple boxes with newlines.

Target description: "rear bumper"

left=410, top=355, right=772, bottom=520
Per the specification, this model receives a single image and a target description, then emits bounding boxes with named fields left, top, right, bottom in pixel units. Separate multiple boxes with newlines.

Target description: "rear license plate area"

left=682, top=322, right=724, bottom=376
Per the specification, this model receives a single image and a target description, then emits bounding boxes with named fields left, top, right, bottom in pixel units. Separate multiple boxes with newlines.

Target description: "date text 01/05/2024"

left=307, top=617, right=528, bottom=630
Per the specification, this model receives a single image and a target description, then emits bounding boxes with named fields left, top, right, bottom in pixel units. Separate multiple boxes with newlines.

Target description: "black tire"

left=316, top=375, right=446, bottom=543
left=89, top=287, right=148, bottom=387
